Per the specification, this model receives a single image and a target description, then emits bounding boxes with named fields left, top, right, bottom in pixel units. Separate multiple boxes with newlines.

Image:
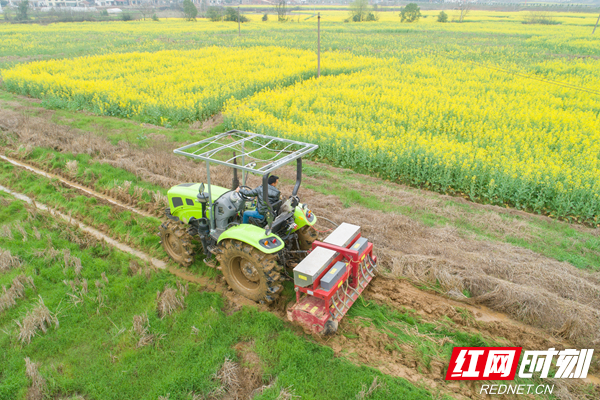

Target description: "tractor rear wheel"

left=159, top=220, right=195, bottom=267
left=297, top=225, right=318, bottom=250
left=217, top=239, right=284, bottom=304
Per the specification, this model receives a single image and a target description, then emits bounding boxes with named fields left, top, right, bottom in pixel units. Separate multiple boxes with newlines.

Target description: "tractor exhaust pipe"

left=232, top=151, right=239, bottom=190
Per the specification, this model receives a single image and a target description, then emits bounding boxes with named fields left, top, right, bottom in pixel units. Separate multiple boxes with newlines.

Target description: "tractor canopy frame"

left=173, top=130, right=319, bottom=233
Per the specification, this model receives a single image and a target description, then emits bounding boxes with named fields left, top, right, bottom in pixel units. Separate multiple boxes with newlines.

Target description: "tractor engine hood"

left=168, top=182, right=230, bottom=209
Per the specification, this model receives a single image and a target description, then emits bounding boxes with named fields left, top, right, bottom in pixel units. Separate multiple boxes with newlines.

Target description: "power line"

left=431, top=49, right=600, bottom=97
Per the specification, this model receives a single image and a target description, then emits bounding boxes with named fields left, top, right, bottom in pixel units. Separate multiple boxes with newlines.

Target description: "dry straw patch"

left=275, top=386, right=300, bottom=400
left=131, top=313, right=163, bottom=348
left=0, top=275, right=35, bottom=313
left=214, top=356, right=240, bottom=396
left=355, top=377, right=383, bottom=400
left=156, top=282, right=187, bottom=318
left=16, top=296, right=59, bottom=344
left=199, top=343, right=272, bottom=400
left=24, top=357, right=47, bottom=400
left=14, top=222, right=28, bottom=242
left=128, top=259, right=154, bottom=280
left=63, top=249, right=83, bottom=276
left=63, top=276, right=89, bottom=307
left=0, top=249, right=22, bottom=272
left=64, top=159, right=78, bottom=177
left=0, top=224, right=14, bottom=239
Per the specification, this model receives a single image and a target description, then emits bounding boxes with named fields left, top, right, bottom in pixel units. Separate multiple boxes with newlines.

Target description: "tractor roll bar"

left=174, top=131, right=318, bottom=234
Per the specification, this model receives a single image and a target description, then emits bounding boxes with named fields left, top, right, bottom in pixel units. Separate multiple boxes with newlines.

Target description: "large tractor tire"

left=217, top=239, right=285, bottom=304
left=297, top=225, right=318, bottom=250
left=159, top=220, right=195, bottom=267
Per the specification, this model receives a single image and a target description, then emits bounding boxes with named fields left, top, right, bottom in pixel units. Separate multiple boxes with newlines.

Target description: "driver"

left=236, top=175, right=280, bottom=224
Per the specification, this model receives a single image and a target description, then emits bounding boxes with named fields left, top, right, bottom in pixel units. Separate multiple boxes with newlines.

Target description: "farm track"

left=2, top=155, right=598, bottom=399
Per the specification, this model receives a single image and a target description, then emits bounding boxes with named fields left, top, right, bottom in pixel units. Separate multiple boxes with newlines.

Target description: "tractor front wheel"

left=217, top=239, right=284, bottom=304
left=159, top=220, right=195, bottom=267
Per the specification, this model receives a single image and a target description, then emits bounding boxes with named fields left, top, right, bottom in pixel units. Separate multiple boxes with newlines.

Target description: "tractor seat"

left=271, top=199, right=283, bottom=215
left=248, top=216, right=267, bottom=228
left=246, top=199, right=283, bottom=228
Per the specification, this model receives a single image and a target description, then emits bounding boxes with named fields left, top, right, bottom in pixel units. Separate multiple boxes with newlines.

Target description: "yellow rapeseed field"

left=225, top=56, right=600, bottom=223
left=1, top=46, right=375, bottom=124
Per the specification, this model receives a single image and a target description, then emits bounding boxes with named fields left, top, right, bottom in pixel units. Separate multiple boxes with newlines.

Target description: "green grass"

left=10, top=146, right=169, bottom=199
left=0, top=198, right=437, bottom=400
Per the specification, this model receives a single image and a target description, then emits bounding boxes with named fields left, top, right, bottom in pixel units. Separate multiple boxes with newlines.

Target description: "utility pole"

left=238, top=6, right=241, bottom=36
left=317, top=12, right=320, bottom=78
left=593, top=12, right=600, bottom=35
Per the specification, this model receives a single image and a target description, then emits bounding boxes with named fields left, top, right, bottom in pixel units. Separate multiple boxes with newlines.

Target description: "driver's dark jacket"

left=240, top=185, right=280, bottom=215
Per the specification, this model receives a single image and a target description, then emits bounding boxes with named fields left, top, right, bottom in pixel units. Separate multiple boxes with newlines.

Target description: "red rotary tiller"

left=287, top=223, right=378, bottom=335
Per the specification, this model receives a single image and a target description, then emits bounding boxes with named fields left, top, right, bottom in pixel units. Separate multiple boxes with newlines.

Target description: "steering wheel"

left=237, top=185, right=254, bottom=201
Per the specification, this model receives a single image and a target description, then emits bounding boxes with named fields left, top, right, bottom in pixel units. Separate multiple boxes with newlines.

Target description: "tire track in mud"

left=0, top=155, right=158, bottom=220
left=3, top=156, right=598, bottom=399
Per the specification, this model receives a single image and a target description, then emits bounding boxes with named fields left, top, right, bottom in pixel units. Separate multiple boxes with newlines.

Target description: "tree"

left=207, top=6, right=223, bottom=21
left=16, top=0, right=29, bottom=21
left=524, top=11, right=559, bottom=25
left=199, top=0, right=208, bottom=18
left=349, top=0, right=370, bottom=22
left=400, top=3, right=421, bottom=23
left=183, top=0, right=198, bottom=21
left=437, top=11, right=448, bottom=23
left=223, top=7, right=247, bottom=23
left=138, top=0, right=154, bottom=21
left=364, top=12, right=378, bottom=21
left=3, top=6, right=12, bottom=21
left=275, top=0, right=287, bottom=22
left=262, top=13, right=268, bottom=22
left=458, top=0, right=470, bottom=23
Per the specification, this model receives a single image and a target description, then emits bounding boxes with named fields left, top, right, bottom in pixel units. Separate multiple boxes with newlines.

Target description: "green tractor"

left=159, top=131, right=319, bottom=304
